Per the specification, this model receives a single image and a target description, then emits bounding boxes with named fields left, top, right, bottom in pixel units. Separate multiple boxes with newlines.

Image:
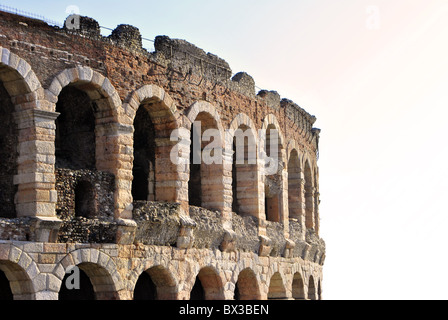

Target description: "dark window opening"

left=0, top=271, right=13, bottom=300
left=75, top=181, right=96, bottom=219
left=0, top=81, right=18, bottom=218
left=134, top=271, right=157, bottom=300
left=190, top=277, right=205, bottom=300
left=55, top=86, right=96, bottom=170
left=59, top=268, right=95, bottom=300
left=188, top=127, right=202, bottom=207
left=132, top=106, right=156, bottom=201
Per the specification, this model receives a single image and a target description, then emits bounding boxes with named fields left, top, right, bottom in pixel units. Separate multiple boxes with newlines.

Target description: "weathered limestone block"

left=259, top=235, right=272, bottom=257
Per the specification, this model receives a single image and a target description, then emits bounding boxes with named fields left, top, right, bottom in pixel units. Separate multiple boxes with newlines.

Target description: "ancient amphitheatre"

left=0, top=9, right=324, bottom=300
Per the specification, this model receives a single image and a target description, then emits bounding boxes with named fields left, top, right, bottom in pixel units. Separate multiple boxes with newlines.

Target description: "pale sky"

left=3, top=0, right=448, bottom=300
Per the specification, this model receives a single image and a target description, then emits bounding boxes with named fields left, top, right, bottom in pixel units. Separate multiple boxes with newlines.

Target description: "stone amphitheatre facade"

left=0, top=11, right=325, bottom=300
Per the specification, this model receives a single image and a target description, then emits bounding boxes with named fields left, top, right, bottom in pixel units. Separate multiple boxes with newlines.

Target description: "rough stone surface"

left=0, top=9, right=325, bottom=300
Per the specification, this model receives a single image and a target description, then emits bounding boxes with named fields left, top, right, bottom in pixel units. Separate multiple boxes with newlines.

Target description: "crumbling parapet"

left=154, top=35, right=232, bottom=82
left=109, top=24, right=143, bottom=52
left=63, top=15, right=101, bottom=39
left=231, top=72, right=256, bottom=98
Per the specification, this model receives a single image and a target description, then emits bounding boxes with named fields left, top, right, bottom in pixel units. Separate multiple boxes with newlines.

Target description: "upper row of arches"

left=0, top=48, right=320, bottom=234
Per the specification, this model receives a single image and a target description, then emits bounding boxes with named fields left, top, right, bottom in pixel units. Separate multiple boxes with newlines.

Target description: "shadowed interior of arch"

left=265, top=124, right=283, bottom=223
left=288, top=149, right=302, bottom=220
left=234, top=268, right=261, bottom=300
left=304, top=160, right=314, bottom=229
left=190, top=267, right=224, bottom=300
left=0, top=77, right=18, bottom=218
left=0, top=269, right=13, bottom=300
left=268, top=272, right=287, bottom=300
left=58, top=262, right=118, bottom=301
left=55, top=85, right=96, bottom=170
left=188, top=111, right=222, bottom=210
left=0, top=261, right=34, bottom=300
left=133, top=265, right=177, bottom=300
left=132, top=104, right=156, bottom=201
left=292, top=272, right=305, bottom=300
left=232, top=125, right=258, bottom=217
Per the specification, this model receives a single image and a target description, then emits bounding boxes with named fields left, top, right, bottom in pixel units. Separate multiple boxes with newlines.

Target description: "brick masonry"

left=0, top=11, right=324, bottom=300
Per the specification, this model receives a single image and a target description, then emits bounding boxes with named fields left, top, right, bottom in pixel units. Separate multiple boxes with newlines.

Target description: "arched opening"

left=318, top=280, right=322, bottom=300
left=0, top=79, right=18, bottom=218
left=188, top=112, right=223, bottom=210
left=304, top=161, right=314, bottom=229
left=134, top=271, right=157, bottom=300
left=232, top=126, right=257, bottom=217
left=189, top=124, right=202, bottom=207
left=314, top=167, right=320, bottom=235
left=132, top=105, right=156, bottom=201
left=190, top=267, right=224, bottom=300
left=134, top=266, right=177, bottom=300
left=288, top=149, right=302, bottom=220
left=59, top=268, right=95, bottom=300
left=58, top=262, right=119, bottom=301
left=264, top=124, right=283, bottom=223
left=0, top=260, right=34, bottom=300
left=308, top=275, right=317, bottom=300
left=74, top=181, right=96, bottom=218
left=55, top=86, right=96, bottom=171
left=0, top=270, right=13, bottom=300
left=268, top=272, right=287, bottom=300
left=234, top=268, right=261, bottom=300
left=190, top=277, right=205, bottom=300
left=292, top=272, right=305, bottom=300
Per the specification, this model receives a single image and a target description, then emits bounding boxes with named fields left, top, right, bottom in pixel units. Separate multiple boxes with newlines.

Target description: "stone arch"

left=47, top=66, right=121, bottom=169
left=190, top=266, right=225, bottom=300
left=0, top=47, right=43, bottom=99
left=314, top=165, right=320, bottom=235
left=228, top=114, right=262, bottom=219
left=129, top=258, right=178, bottom=300
left=185, top=101, right=227, bottom=213
left=292, top=272, right=306, bottom=300
left=317, top=279, right=323, bottom=300
left=307, top=275, right=317, bottom=300
left=56, top=249, right=123, bottom=300
left=0, top=244, right=37, bottom=300
left=133, top=265, right=178, bottom=300
left=185, top=101, right=225, bottom=139
left=234, top=268, right=261, bottom=300
left=123, top=85, right=180, bottom=204
left=46, top=67, right=135, bottom=220
left=46, top=66, right=121, bottom=115
left=261, top=114, right=286, bottom=223
left=267, top=272, right=287, bottom=300
left=304, top=157, right=315, bottom=229
left=261, top=114, right=286, bottom=156
left=0, top=48, right=56, bottom=220
left=287, top=141, right=303, bottom=221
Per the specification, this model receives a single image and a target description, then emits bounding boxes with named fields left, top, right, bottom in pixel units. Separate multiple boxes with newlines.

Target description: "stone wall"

left=0, top=10, right=325, bottom=300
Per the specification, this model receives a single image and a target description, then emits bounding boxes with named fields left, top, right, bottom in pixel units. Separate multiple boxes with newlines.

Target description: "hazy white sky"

left=3, top=0, right=448, bottom=300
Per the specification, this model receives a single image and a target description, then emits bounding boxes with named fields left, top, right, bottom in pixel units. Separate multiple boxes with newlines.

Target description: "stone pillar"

left=314, top=190, right=320, bottom=235
left=169, top=127, right=191, bottom=215
left=13, top=108, right=62, bottom=242
left=95, top=122, right=137, bottom=244
left=281, top=168, right=289, bottom=236
left=305, top=186, right=316, bottom=230
left=299, top=176, right=307, bottom=241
